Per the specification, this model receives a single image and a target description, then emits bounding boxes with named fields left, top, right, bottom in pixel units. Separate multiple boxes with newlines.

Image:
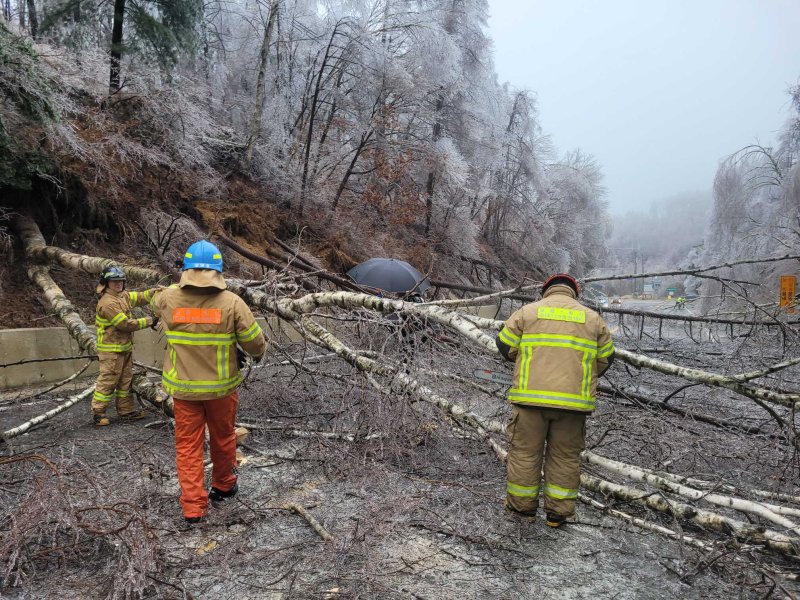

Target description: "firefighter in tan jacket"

left=92, top=266, right=159, bottom=426
left=496, top=273, right=614, bottom=527
left=150, top=240, right=266, bottom=523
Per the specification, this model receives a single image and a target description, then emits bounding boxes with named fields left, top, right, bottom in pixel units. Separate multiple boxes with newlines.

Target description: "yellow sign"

left=780, top=275, right=796, bottom=313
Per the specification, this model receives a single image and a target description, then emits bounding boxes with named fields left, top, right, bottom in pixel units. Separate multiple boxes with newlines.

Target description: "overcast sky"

left=486, top=0, right=800, bottom=215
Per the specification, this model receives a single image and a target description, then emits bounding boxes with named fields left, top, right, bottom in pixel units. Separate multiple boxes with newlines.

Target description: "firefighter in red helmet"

left=496, top=273, right=615, bottom=527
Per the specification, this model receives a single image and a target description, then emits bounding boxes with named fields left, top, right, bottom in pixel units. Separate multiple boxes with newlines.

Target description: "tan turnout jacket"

left=95, top=288, right=157, bottom=353
left=151, top=269, right=266, bottom=401
left=497, top=284, right=614, bottom=412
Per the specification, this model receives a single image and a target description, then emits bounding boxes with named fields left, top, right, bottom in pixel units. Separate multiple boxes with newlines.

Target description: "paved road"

left=605, top=298, right=699, bottom=338
left=613, top=298, right=696, bottom=316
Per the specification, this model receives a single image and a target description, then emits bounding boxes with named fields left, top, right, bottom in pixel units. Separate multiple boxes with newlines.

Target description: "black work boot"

left=184, top=516, right=204, bottom=524
left=545, top=513, right=567, bottom=528
left=93, top=414, right=110, bottom=427
left=208, top=481, right=238, bottom=502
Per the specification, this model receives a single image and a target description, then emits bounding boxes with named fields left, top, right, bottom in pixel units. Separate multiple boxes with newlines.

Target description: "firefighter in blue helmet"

left=150, top=240, right=266, bottom=523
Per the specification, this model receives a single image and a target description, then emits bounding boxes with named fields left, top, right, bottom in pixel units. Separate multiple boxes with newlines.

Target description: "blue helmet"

left=183, top=240, right=223, bottom=272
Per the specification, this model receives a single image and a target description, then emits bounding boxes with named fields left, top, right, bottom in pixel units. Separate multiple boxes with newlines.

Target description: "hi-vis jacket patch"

left=172, top=307, right=222, bottom=324
left=537, top=306, right=586, bottom=323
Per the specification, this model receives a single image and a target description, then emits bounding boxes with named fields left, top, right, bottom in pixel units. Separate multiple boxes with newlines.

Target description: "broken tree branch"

left=2, top=386, right=95, bottom=441
left=584, top=254, right=800, bottom=283
left=281, top=503, right=333, bottom=541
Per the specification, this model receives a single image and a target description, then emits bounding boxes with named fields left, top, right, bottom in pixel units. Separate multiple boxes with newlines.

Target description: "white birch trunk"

left=581, top=473, right=800, bottom=556
left=14, top=215, right=164, bottom=283
left=2, top=386, right=95, bottom=441
left=583, top=452, right=800, bottom=532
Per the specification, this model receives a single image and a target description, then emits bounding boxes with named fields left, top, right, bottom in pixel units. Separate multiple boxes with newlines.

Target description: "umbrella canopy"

left=346, top=258, right=431, bottom=294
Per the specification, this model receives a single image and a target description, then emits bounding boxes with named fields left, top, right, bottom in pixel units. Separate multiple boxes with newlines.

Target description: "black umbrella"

left=346, top=258, right=431, bottom=294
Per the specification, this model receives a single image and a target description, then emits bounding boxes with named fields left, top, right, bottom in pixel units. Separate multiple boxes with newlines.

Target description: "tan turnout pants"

left=91, top=352, right=135, bottom=415
left=506, top=405, right=586, bottom=517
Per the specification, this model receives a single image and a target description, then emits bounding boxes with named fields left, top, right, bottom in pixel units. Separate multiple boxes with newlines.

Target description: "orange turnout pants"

left=173, top=392, right=239, bottom=518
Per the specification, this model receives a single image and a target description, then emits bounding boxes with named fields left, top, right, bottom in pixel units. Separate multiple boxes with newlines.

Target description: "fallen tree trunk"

left=27, top=264, right=98, bottom=353
left=284, top=291, right=497, bottom=352
left=579, top=494, right=713, bottom=551
left=615, top=348, right=800, bottom=409
left=581, top=474, right=800, bottom=557
left=584, top=254, right=800, bottom=284
left=583, top=452, right=800, bottom=532
left=217, top=235, right=319, bottom=292
left=15, top=217, right=799, bottom=415
left=14, top=214, right=165, bottom=284
left=430, top=279, right=538, bottom=303
left=2, top=386, right=95, bottom=441
left=598, top=305, right=800, bottom=327
left=631, top=468, right=800, bottom=520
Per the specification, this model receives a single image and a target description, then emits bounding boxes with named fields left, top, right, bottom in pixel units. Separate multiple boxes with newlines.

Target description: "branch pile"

left=8, top=215, right=800, bottom=571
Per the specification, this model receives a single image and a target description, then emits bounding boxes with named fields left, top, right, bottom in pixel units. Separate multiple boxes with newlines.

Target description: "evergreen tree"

left=42, top=0, right=203, bottom=91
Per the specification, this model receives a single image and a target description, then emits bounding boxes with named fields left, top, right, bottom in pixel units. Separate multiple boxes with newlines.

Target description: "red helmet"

left=542, top=273, right=580, bottom=296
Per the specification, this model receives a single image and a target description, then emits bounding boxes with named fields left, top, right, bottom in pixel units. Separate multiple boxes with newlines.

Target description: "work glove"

left=236, top=347, right=247, bottom=370
left=150, top=316, right=160, bottom=330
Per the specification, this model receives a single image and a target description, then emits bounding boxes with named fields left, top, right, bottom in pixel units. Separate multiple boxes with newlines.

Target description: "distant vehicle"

left=611, top=296, right=622, bottom=305
left=582, top=287, right=609, bottom=309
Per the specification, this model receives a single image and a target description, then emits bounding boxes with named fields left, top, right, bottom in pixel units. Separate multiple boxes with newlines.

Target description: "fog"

left=487, top=0, right=800, bottom=216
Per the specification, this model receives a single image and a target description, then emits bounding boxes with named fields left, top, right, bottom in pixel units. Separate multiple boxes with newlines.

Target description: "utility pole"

left=609, top=247, right=640, bottom=296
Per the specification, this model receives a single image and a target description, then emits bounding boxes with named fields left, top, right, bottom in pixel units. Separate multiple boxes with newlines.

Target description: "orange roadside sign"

left=779, top=275, right=797, bottom=313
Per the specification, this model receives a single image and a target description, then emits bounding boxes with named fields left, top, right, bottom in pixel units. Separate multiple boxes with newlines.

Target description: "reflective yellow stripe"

left=128, top=291, right=139, bottom=304
left=110, top=312, right=127, bottom=326
left=165, top=330, right=236, bottom=345
left=95, top=316, right=111, bottom=326
left=97, top=345, right=133, bottom=352
left=507, top=482, right=540, bottom=497
left=236, top=321, right=262, bottom=343
left=520, top=344, right=532, bottom=390
left=185, top=252, right=193, bottom=258
left=161, top=372, right=242, bottom=395
left=537, top=306, right=586, bottom=323
left=216, top=346, right=223, bottom=381
left=498, top=326, right=520, bottom=348
left=544, top=482, right=579, bottom=500
left=509, top=389, right=596, bottom=411
left=93, top=390, right=114, bottom=403
left=521, top=333, right=597, bottom=351
left=598, top=340, right=614, bottom=358
left=168, top=347, right=178, bottom=378
left=212, top=253, right=221, bottom=259
left=115, top=390, right=130, bottom=397
left=582, top=350, right=592, bottom=399
left=97, top=341, right=133, bottom=352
